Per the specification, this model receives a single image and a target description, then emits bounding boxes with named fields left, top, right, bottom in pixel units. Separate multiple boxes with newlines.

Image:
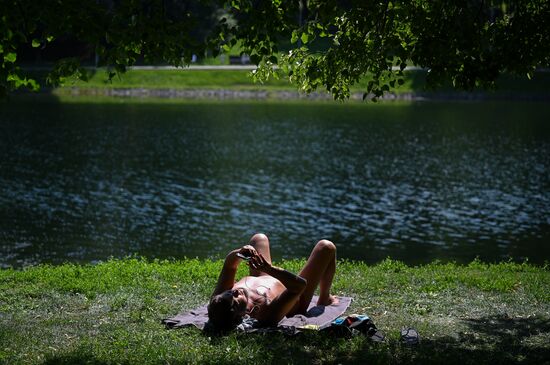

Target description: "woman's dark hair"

left=207, top=293, right=245, bottom=331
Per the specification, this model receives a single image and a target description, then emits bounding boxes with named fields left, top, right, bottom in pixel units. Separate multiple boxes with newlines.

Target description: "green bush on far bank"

left=1, top=258, right=549, bottom=364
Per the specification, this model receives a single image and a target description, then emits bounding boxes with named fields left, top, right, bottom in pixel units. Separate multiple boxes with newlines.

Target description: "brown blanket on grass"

left=163, top=295, right=352, bottom=331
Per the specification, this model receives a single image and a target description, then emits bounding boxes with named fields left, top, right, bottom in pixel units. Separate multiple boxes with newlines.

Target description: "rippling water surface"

left=0, top=101, right=548, bottom=267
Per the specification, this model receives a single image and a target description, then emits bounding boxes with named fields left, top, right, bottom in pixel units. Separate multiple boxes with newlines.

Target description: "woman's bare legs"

left=247, top=233, right=272, bottom=277
left=290, top=239, right=338, bottom=315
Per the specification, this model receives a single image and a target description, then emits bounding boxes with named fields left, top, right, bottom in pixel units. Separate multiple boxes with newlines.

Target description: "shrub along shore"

left=1, top=258, right=548, bottom=364
left=21, top=68, right=550, bottom=102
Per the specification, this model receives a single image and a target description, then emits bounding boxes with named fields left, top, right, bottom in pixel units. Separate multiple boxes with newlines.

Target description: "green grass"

left=28, top=69, right=294, bottom=91
left=1, top=258, right=549, bottom=364
left=24, top=68, right=550, bottom=98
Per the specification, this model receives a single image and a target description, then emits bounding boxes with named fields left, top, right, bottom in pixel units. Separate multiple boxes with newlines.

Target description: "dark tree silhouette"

left=1, top=0, right=549, bottom=99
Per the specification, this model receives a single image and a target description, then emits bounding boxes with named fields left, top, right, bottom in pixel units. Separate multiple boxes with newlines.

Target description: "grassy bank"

left=24, top=68, right=550, bottom=98
left=1, top=258, right=549, bottom=364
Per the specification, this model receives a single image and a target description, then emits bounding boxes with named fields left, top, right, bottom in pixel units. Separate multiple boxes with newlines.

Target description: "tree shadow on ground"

left=39, top=314, right=550, bottom=365
left=42, top=353, right=112, bottom=365
left=464, top=313, right=550, bottom=338
left=232, top=314, right=550, bottom=365
left=388, top=314, right=550, bottom=365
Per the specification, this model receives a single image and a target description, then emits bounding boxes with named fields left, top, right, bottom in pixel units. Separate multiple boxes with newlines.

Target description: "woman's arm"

left=249, top=254, right=307, bottom=325
left=263, top=265, right=307, bottom=294
left=211, top=245, right=257, bottom=297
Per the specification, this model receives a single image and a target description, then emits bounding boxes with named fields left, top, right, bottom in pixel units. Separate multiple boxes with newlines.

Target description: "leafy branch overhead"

left=1, top=0, right=549, bottom=99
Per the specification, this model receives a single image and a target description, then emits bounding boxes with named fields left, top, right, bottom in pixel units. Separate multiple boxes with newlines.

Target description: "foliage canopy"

left=1, top=0, right=549, bottom=99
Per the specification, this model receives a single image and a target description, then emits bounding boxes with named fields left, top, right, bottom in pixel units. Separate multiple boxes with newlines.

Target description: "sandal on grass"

left=400, top=327, right=420, bottom=345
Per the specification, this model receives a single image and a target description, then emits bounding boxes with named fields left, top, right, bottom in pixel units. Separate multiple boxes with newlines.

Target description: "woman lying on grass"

left=208, top=233, right=339, bottom=330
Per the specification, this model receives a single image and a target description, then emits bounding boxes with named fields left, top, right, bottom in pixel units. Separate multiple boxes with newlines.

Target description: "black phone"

left=236, top=252, right=252, bottom=261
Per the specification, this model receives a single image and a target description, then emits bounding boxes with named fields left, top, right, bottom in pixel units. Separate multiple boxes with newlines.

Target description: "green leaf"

left=27, top=78, right=39, bottom=91
left=4, top=53, right=16, bottom=63
left=222, top=44, right=231, bottom=52
left=300, top=33, right=309, bottom=44
left=291, top=31, right=299, bottom=44
left=31, top=39, right=41, bottom=48
left=14, top=76, right=26, bottom=88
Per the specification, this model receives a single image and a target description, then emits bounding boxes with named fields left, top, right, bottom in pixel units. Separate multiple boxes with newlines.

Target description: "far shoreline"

left=11, top=86, right=550, bottom=103
left=11, top=67, right=549, bottom=103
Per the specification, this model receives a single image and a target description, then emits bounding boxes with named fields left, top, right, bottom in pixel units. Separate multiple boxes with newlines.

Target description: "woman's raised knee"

left=315, top=239, right=336, bottom=253
left=249, top=233, right=269, bottom=244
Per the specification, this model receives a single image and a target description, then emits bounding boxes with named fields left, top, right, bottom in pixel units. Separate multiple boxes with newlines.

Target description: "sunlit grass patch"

left=1, top=258, right=549, bottom=364
left=22, top=68, right=550, bottom=99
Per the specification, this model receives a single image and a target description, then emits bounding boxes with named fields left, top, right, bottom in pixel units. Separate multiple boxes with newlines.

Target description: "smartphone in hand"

left=236, top=252, right=252, bottom=261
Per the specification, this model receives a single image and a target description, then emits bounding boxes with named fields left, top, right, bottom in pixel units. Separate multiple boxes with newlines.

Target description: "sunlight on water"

left=0, top=101, right=549, bottom=267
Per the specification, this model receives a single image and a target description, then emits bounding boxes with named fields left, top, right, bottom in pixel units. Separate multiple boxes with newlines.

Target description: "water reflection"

left=0, top=101, right=549, bottom=267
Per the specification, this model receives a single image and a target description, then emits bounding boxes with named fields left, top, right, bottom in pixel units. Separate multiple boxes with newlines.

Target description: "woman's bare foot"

left=317, top=294, right=339, bottom=306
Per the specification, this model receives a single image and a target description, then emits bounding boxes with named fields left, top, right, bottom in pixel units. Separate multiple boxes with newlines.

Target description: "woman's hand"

left=238, top=245, right=257, bottom=259
left=248, top=252, right=271, bottom=272
left=213, top=245, right=256, bottom=296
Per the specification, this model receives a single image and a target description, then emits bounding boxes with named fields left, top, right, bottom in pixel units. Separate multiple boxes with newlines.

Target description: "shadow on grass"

left=464, top=313, right=550, bottom=338
left=43, top=354, right=112, bottom=365
left=40, top=315, right=550, bottom=365
left=405, top=314, right=550, bottom=365
left=239, top=319, right=550, bottom=365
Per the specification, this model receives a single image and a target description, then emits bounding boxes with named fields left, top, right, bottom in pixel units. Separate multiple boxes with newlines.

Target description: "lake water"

left=0, top=100, right=549, bottom=267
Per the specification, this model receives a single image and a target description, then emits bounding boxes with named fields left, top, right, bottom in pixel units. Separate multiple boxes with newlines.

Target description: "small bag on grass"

left=322, top=314, right=385, bottom=342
